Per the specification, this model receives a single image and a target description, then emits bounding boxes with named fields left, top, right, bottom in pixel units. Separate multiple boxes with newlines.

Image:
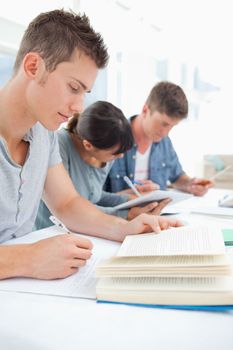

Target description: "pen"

left=210, top=165, right=232, bottom=181
left=49, top=215, right=71, bottom=234
left=123, top=176, right=141, bottom=197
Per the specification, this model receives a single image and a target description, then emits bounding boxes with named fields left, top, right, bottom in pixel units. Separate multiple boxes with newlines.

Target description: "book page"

left=97, top=275, right=233, bottom=292
left=96, top=254, right=231, bottom=278
left=98, top=254, right=229, bottom=268
left=117, top=225, right=225, bottom=257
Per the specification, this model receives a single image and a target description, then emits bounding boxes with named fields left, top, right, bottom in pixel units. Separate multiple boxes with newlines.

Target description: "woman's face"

left=84, top=141, right=124, bottom=163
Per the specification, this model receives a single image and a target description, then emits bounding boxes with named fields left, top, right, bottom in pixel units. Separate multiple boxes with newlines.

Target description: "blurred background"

left=0, top=0, right=232, bottom=178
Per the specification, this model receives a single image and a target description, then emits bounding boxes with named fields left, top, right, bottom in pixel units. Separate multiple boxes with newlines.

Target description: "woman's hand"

left=127, top=198, right=171, bottom=220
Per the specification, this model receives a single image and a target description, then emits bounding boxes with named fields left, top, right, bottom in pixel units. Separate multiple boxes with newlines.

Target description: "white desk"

left=1, top=288, right=233, bottom=350
left=1, top=189, right=233, bottom=350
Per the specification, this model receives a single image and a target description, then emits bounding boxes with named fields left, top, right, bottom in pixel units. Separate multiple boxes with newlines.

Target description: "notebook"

left=114, top=190, right=192, bottom=210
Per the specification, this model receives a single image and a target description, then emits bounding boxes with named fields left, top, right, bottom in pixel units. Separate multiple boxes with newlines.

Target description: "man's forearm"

left=54, top=196, right=127, bottom=242
left=0, top=245, right=32, bottom=279
left=172, top=174, right=192, bottom=193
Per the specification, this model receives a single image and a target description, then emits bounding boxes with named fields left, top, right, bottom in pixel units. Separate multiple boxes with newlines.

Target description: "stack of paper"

left=96, top=226, right=233, bottom=307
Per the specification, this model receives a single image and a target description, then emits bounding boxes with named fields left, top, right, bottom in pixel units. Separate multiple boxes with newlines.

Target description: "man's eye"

left=69, top=85, right=80, bottom=93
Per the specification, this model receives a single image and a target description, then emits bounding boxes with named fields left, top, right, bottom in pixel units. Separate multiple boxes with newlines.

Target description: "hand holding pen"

left=123, top=177, right=160, bottom=197
left=133, top=179, right=160, bottom=194
left=188, top=178, right=214, bottom=196
left=189, top=165, right=232, bottom=196
left=25, top=216, right=93, bottom=280
left=123, top=176, right=142, bottom=197
left=123, top=177, right=171, bottom=218
left=50, top=215, right=71, bottom=233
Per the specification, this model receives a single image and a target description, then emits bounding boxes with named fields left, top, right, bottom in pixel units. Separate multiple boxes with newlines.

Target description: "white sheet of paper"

left=165, top=189, right=233, bottom=216
left=0, top=255, right=100, bottom=299
left=0, top=226, right=120, bottom=299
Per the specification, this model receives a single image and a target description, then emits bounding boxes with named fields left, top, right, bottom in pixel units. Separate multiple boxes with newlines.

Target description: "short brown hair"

left=146, top=81, right=188, bottom=119
left=13, top=9, right=109, bottom=74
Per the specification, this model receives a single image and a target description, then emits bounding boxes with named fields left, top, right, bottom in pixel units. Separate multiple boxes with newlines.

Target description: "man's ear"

left=83, top=139, right=94, bottom=151
left=23, top=52, right=46, bottom=80
left=142, top=104, right=150, bottom=118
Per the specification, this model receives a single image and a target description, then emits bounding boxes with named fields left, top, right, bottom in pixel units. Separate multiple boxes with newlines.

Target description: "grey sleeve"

left=48, top=132, right=62, bottom=168
left=58, top=133, right=70, bottom=171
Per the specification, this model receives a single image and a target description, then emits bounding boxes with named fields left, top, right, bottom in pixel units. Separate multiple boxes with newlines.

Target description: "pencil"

left=210, top=165, right=232, bottom=181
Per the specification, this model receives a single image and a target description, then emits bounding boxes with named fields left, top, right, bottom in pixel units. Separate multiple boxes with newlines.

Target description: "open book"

left=113, top=190, right=192, bottom=210
left=96, top=226, right=233, bottom=306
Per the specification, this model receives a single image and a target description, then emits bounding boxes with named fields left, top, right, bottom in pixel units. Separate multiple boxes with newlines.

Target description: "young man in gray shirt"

left=0, top=9, right=181, bottom=281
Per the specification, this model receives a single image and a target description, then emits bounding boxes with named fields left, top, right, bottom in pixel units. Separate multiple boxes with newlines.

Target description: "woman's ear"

left=83, top=139, right=94, bottom=151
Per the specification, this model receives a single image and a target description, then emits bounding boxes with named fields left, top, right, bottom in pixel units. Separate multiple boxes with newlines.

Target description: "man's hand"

left=118, top=180, right=160, bottom=198
left=187, top=178, right=214, bottom=196
left=127, top=198, right=171, bottom=220
left=118, top=213, right=183, bottom=241
left=134, top=179, right=160, bottom=194
left=28, top=234, right=93, bottom=279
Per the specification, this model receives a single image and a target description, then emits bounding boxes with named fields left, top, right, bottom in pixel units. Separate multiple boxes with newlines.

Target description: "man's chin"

left=40, top=121, right=61, bottom=131
left=153, top=137, right=162, bottom=142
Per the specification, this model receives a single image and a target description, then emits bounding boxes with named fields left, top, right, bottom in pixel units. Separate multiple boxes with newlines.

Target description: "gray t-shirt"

left=0, top=122, right=61, bottom=243
left=35, top=128, right=129, bottom=230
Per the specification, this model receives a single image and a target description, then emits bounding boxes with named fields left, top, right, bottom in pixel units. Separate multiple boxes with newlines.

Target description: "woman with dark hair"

left=35, top=101, right=162, bottom=230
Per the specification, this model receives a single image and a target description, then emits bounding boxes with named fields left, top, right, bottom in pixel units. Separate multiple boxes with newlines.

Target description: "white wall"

left=79, top=0, right=233, bottom=176
left=0, top=0, right=232, bottom=177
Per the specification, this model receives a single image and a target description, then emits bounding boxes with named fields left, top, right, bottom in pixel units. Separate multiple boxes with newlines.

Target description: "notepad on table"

left=96, top=225, right=233, bottom=307
left=113, top=190, right=192, bottom=210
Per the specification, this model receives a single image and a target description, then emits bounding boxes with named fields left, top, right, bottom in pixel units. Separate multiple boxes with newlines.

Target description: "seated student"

left=35, top=101, right=169, bottom=230
left=105, top=81, right=214, bottom=197
left=0, top=10, right=181, bottom=281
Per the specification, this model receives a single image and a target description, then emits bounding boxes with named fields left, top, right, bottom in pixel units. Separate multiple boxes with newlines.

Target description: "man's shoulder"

left=110, top=153, right=128, bottom=174
left=31, top=123, right=59, bottom=154
left=32, top=122, right=56, bottom=139
left=57, top=128, right=69, bottom=142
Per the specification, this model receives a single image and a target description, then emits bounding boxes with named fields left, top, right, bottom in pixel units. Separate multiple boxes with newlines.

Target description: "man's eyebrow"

left=70, top=77, right=91, bottom=93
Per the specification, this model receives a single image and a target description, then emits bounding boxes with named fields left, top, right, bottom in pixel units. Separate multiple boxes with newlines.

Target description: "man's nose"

left=70, top=94, right=84, bottom=114
left=115, top=153, right=124, bottom=159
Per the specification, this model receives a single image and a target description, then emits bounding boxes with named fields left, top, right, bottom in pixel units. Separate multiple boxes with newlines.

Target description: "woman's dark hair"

left=67, top=101, right=134, bottom=154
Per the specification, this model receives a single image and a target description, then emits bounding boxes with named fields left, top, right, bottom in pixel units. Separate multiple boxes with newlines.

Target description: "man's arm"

left=43, top=163, right=182, bottom=241
left=43, top=163, right=127, bottom=241
left=0, top=164, right=182, bottom=281
left=0, top=234, right=93, bottom=280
